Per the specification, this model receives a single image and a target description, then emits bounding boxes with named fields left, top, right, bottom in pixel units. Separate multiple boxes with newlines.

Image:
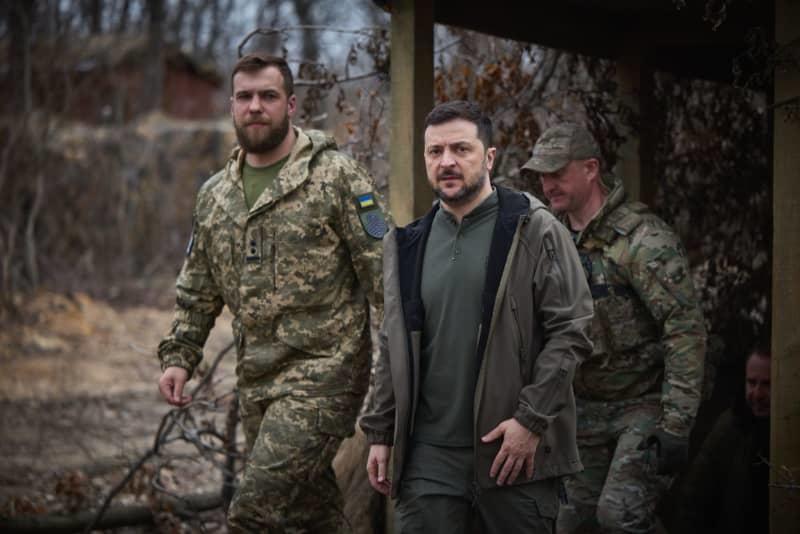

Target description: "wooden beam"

left=771, top=1, right=800, bottom=533
left=389, top=0, right=434, bottom=226
left=614, top=53, right=643, bottom=202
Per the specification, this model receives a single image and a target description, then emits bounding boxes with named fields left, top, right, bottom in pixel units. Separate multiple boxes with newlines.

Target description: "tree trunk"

left=143, top=0, right=165, bottom=114
left=7, top=0, right=35, bottom=115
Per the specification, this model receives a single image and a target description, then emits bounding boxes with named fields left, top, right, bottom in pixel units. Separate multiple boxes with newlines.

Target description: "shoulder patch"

left=354, top=192, right=388, bottom=239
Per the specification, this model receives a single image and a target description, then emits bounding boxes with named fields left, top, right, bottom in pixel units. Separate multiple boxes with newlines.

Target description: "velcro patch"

left=354, top=192, right=388, bottom=239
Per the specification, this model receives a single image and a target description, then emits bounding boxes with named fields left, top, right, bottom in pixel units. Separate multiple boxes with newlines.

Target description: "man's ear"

left=485, top=146, right=497, bottom=173
left=287, top=94, right=297, bottom=118
left=584, top=158, right=600, bottom=181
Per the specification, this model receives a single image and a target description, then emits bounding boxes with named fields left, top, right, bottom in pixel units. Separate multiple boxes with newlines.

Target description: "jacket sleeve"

left=358, top=231, right=398, bottom=446
left=514, top=215, right=594, bottom=434
left=627, top=222, right=706, bottom=438
left=157, top=202, right=225, bottom=379
left=331, top=153, right=391, bottom=315
left=359, top=322, right=396, bottom=445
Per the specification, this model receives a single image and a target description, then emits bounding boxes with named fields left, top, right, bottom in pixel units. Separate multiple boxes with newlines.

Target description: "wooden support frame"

left=389, top=0, right=434, bottom=226
left=771, top=1, right=800, bottom=532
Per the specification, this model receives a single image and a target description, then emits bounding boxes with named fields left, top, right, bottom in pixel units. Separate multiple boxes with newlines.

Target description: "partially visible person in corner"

left=674, top=346, right=771, bottom=534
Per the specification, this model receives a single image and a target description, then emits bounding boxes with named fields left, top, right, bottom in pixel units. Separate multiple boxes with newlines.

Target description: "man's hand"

left=481, top=418, right=540, bottom=486
left=636, top=427, right=689, bottom=475
left=158, top=366, right=192, bottom=406
left=366, top=444, right=392, bottom=495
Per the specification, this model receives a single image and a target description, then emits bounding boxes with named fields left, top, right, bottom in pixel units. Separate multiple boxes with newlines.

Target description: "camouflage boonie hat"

left=522, top=123, right=601, bottom=174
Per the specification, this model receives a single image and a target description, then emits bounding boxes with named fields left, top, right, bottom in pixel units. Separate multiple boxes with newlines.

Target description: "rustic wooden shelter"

left=377, top=1, right=799, bottom=533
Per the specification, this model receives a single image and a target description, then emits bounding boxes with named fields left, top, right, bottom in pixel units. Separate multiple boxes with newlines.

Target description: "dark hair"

left=747, top=346, right=771, bottom=364
left=231, top=53, right=294, bottom=96
left=424, top=100, right=492, bottom=148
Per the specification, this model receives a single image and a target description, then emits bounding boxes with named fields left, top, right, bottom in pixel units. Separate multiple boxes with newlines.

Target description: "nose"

left=248, top=94, right=264, bottom=113
left=440, top=148, right=457, bottom=168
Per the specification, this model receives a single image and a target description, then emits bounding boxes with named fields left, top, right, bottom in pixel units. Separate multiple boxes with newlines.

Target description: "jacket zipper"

left=509, top=295, right=526, bottom=374
left=473, top=213, right=527, bottom=457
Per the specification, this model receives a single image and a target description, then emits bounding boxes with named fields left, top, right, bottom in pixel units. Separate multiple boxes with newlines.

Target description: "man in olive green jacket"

left=359, top=101, right=593, bottom=533
left=156, top=54, right=387, bottom=533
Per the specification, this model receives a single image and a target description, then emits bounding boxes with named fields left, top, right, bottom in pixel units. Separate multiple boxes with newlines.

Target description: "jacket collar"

left=569, top=177, right=627, bottom=246
left=212, top=127, right=337, bottom=227
left=394, top=186, right=530, bottom=341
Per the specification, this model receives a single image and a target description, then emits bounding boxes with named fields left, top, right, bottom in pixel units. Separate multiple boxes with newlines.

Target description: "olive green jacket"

left=158, top=127, right=387, bottom=403
left=360, top=186, right=594, bottom=496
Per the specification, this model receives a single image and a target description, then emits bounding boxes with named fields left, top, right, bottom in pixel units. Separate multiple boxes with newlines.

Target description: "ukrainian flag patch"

left=357, top=193, right=376, bottom=209
left=354, top=192, right=388, bottom=239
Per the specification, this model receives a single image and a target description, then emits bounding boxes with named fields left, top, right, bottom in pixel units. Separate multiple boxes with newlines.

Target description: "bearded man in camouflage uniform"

left=156, top=53, right=388, bottom=533
left=522, top=123, right=706, bottom=533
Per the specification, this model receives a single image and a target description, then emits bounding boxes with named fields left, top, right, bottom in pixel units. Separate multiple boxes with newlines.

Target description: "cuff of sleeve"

left=362, top=429, right=393, bottom=446
left=513, top=405, right=548, bottom=436
left=159, top=349, right=196, bottom=379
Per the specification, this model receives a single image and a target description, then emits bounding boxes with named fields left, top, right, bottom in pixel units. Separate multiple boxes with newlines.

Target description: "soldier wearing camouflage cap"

left=523, top=123, right=706, bottom=533
left=156, top=53, right=389, bottom=532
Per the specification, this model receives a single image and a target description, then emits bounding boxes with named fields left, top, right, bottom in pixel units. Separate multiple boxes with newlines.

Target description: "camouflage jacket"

left=157, top=127, right=387, bottom=400
left=570, top=180, right=706, bottom=438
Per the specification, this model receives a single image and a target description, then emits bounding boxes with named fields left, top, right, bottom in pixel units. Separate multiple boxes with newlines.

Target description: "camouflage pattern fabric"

left=156, top=127, right=388, bottom=531
left=569, top=180, right=706, bottom=439
left=559, top=179, right=705, bottom=533
left=229, top=392, right=362, bottom=533
left=556, top=397, right=671, bottom=534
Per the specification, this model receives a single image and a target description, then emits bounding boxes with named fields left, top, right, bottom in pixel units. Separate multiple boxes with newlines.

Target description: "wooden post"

left=771, top=1, right=800, bottom=533
left=614, top=54, right=643, bottom=202
left=389, top=0, right=434, bottom=226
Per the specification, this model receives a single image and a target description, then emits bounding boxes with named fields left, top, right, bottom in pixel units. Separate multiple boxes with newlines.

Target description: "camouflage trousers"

left=556, top=396, right=671, bottom=534
left=227, top=392, right=361, bottom=533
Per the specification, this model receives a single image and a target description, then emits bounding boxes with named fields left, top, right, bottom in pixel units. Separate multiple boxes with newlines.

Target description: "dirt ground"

left=0, top=289, right=378, bottom=533
left=0, top=289, right=238, bottom=532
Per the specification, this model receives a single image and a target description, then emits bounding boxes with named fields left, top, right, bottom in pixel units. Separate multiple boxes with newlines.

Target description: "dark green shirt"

left=242, top=155, right=289, bottom=209
left=413, top=190, right=499, bottom=447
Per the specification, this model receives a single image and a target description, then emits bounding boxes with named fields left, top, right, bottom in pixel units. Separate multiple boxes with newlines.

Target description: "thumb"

left=481, top=422, right=505, bottom=443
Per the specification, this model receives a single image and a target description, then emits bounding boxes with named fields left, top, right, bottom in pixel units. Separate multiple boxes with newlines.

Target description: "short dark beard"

left=234, top=114, right=290, bottom=154
left=434, top=172, right=487, bottom=207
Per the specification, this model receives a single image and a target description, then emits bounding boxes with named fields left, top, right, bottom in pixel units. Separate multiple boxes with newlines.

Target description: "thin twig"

left=82, top=342, right=234, bottom=533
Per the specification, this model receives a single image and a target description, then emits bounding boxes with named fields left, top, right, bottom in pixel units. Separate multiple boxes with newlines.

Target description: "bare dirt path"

left=0, top=291, right=236, bottom=530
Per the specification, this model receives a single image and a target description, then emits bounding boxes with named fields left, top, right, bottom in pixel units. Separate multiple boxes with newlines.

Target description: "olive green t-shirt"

left=242, top=155, right=289, bottom=209
left=413, top=190, right=499, bottom=447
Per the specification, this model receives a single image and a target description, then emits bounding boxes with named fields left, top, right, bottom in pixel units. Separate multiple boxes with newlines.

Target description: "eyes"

left=233, top=90, right=281, bottom=104
left=425, top=144, right=473, bottom=157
